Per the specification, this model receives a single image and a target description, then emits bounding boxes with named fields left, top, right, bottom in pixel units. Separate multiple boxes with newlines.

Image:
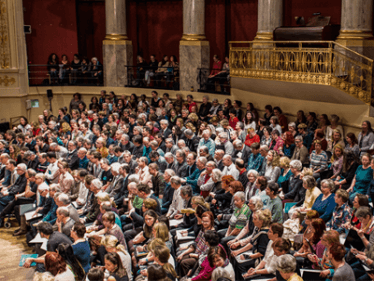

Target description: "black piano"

left=273, top=15, right=340, bottom=47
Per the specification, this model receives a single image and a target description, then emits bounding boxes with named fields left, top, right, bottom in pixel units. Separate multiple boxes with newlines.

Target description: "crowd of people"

left=1, top=89, right=374, bottom=281
left=47, top=53, right=103, bottom=85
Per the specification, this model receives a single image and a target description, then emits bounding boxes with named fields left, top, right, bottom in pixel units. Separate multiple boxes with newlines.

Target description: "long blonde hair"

left=101, top=235, right=129, bottom=256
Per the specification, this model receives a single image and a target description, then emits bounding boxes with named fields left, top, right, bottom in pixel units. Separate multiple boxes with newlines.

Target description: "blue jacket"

left=186, top=168, right=203, bottom=194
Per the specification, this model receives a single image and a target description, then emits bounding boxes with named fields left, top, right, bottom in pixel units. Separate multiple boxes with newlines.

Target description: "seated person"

left=70, top=222, right=91, bottom=275
left=230, top=209, right=272, bottom=280
left=101, top=235, right=132, bottom=281
left=23, top=222, right=72, bottom=271
left=208, top=245, right=235, bottom=281
left=221, top=191, right=250, bottom=251
left=176, top=211, right=216, bottom=276
left=242, top=222, right=284, bottom=280
left=326, top=189, right=352, bottom=235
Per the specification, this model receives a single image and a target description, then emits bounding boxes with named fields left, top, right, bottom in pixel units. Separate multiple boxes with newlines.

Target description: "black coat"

left=8, top=174, right=27, bottom=196
left=186, top=136, right=199, bottom=153
left=66, top=150, right=79, bottom=170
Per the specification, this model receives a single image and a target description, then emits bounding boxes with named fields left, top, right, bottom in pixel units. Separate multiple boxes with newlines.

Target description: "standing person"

left=358, top=121, right=374, bottom=156
left=145, top=54, right=158, bottom=86
left=205, top=55, right=222, bottom=91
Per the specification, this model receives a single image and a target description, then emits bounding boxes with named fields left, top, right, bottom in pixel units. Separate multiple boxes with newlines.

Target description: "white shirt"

left=167, top=187, right=185, bottom=218
left=222, top=163, right=239, bottom=180
left=45, top=161, right=60, bottom=184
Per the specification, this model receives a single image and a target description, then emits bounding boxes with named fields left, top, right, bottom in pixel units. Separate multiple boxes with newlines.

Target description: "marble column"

left=180, top=0, right=210, bottom=91
left=255, top=0, right=283, bottom=41
left=103, top=0, right=133, bottom=87
left=338, top=0, right=373, bottom=41
left=336, top=0, right=374, bottom=59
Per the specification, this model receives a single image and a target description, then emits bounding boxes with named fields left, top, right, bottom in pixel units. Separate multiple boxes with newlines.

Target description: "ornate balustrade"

left=229, top=41, right=373, bottom=105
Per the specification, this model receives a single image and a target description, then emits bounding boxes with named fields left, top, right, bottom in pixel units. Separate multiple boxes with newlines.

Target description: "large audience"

left=1, top=90, right=374, bottom=281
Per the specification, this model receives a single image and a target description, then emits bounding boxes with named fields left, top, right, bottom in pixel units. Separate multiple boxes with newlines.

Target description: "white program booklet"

left=25, top=210, right=42, bottom=221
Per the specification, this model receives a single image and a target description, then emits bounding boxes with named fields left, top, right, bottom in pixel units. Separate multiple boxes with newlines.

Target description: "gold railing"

left=229, top=41, right=374, bottom=105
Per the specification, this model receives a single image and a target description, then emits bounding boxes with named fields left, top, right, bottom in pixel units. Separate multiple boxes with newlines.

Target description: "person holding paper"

left=0, top=163, right=27, bottom=226
left=23, top=222, right=72, bottom=270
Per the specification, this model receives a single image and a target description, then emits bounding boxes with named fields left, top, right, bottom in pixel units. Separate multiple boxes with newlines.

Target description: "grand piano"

left=273, top=15, right=340, bottom=45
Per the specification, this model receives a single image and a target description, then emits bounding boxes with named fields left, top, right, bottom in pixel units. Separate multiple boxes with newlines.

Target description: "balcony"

left=229, top=41, right=373, bottom=105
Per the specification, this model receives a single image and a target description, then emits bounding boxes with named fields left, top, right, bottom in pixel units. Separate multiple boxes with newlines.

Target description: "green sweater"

left=266, top=196, right=283, bottom=223
left=132, top=196, right=143, bottom=209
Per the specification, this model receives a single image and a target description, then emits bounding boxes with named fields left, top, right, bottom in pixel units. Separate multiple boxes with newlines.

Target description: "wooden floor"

left=0, top=218, right=35, bottom=281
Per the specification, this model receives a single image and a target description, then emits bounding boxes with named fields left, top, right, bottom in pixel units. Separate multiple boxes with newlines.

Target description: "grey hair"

left=247, top=169, right=259, bottom=178
left=234, top=140, right=243, bottom=148
left=234, top=191, right=245, bottom=202
left=219, top=132, right=228, bottom=139
left=128, top=174, right=140, bottom=184
left=295, top=135, right=303, bottom=142
left=164, top=169, right=176, bottom=177
left=202, top=129, right=210, bottom=136
left=236, top=122, right=244, bottom=130
left=57, top=206, right=70, bottom=217
left=207, top=161, right=217, bottom=168
left=17, top=163, right=27, bottom=172
left=260, top=145, right=269, bottom=152
left=276, top=254, right=297, bottom=273
left=78, top=147, right=87, bottom=153
left=356, top=206, right=372, bottom=219
left=223, top=154, right=232, bottom=161
left=139, top=156, right=149, bottom=165
left=303, top=175, right=317, bottom=188
left=170, top=176, right=181, bottom=185
left=160, top=119, right=169, bottom=126
left=184, top=129, right=193, bottom=136
left=0, top=153, right=9, bottom=158
left=121, top=134, right=130, bottom=141
left=197, top=156, right=208, bottom=165
left=320, top=178, right=334, bottom=191
left=134, top=126, right=143, bottom=134
left=164, top=152, right=174, bottom=159
left=91, top=178, right=103, bottom=190
left=58, top=193, right=71, bottom=205
left=111, top=163, right=121, bottom=174
left=290, top=159, right=302, bottom=171
left=166, top=138, right=174, bottom=145
left=50, top=143, right=58, bottom=148
left=123, top=150, right=132, bottom=156
left=212, top=169, right=222, bottom=181
left=288, top=122, right=296, bottom=128
left=203, top=95, right=209, bottom=100
left=181, top=185, right=192, bottom=197
left=27, top=168, right=37, bottom=177
left=250, top=196, right=263, bottom=210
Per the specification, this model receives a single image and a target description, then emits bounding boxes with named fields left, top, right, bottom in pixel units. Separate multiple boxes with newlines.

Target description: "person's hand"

left=138, top=258, right=147, bottom=265
left=279, top=194, right=284, bottom=200
left=343, top=222, right=351, bottom=229
left=319, top=270, right=330, bottom=278
left=307, top=254, right=318, bottom=263
left=217, top=214, right=222, bottom=221
left=23, top=258, right=34, bottom=268
left=357, top=254, right=367, bottom=261
left=181, top=179, right=187, bottom=184
left=177, top=253, right=184, bottom=262
left=190, top=253, right=198, bottom=259
left=79, top=218, right=85, bottom=224
left=347, top=187, right=353, bottom=193
left=174, top=214, right=183, bottom=220
left=357, top=228, right=365, bottom=238
left=231, top=250, right=240, bottom=257
left=230, top=241, right=240, bottom=249
left=227, top=239, right=237, bottom=247
left=137, top=246, right=144, bottom=252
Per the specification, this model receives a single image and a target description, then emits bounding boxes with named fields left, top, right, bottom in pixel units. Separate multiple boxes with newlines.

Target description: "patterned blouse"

left=326, top=202, right=352, bottom=234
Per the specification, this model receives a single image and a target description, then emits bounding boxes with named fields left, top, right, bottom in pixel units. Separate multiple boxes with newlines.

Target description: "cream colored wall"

left=1, top=86, right=373, bottom=137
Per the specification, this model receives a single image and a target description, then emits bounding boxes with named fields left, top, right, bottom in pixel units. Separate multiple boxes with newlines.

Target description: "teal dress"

left=277, top=168, right=293, bottom=194
left=349, top=165, right=373, bottom=202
